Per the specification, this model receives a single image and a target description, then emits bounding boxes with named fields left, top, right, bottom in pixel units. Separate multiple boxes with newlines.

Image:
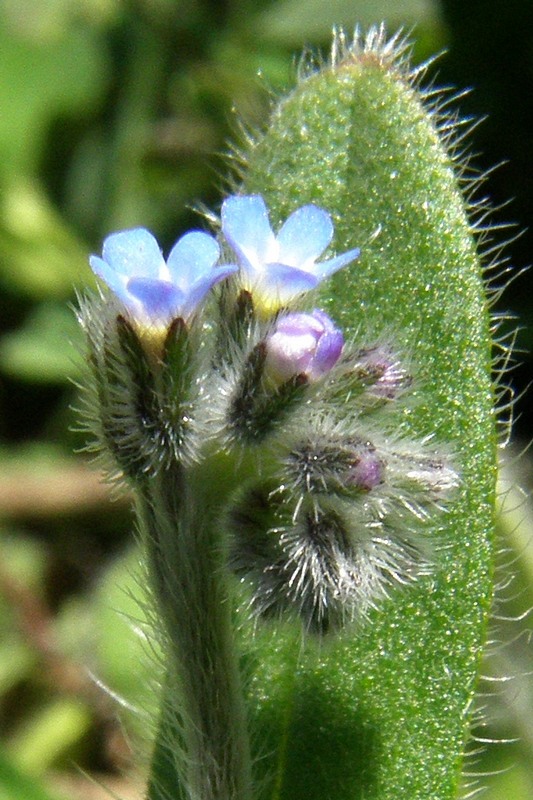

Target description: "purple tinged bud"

left=264, top=309, right=344, bottom=383
left=346, top=449, right=384, bottom=491
left=354, top=345, right=410, bottom=399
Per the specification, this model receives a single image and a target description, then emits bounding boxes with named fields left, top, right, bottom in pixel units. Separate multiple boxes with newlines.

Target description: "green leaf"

left=93, top=547, right=159, bottom=737
left=6, top=698, right=92, bottom=775
left=0, top=17, right=107, bottom=173
left=0, top=749, right=63, bottom=800
left=0, top=303, right=83, bottom=383
left=0, top=179, right=90, bottom=299
left=241, top=32, right=497, bottom=800
left=254, top=0, right=441, bottom=44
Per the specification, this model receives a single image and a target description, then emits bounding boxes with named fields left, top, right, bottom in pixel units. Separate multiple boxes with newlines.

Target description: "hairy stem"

left=141, top=463, right=252, bottom=800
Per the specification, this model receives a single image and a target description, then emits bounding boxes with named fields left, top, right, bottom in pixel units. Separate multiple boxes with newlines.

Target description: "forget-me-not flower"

left=90, top=227, right=237, bottom=324
left=221, top=195, right=360, bottom=312
left=264, top=309, right=344, bottom=383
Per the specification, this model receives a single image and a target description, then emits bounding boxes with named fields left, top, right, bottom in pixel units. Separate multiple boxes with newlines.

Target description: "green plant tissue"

left=239, top=31, right=497, bottom=800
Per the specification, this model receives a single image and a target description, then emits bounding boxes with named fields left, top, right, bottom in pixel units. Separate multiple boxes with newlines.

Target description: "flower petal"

left=274, top=311, right=324, bottom=338
left=309, top=307, right=338, bottom=331
left=221, top=195, right=277, bottom=270
left=312, top=246, right=361, bottom=280
left=89, top=255, right=131, bottom=305
left=255, top=263, right=319, bottom=306
left=312, top=328, right=345, bottom=377
left=166, top=231, right=221, bottom=289
left=101, top=228, right=165, bottom=279
left=127, top=277, right=185, bottom=318
left=266, top=330, right=318, bottom=379
left=181, top=265, right=238, bottom=318
left=276, top=204, right=333, bottom=267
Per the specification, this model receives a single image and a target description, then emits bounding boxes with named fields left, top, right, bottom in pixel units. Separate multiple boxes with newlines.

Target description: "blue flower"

left=90, top=228, right=237, bottom=323
left=264, top=309, right=344, bottom=383
left=221, top=195, right=360, bottom=311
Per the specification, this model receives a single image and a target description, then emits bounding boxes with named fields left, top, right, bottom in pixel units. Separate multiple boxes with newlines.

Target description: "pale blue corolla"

left=221, top=195, right=360, bottom=312
left=90, top=228, right=237, bottom=324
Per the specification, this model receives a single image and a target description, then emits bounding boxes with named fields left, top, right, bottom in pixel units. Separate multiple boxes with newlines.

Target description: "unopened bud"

left=264, top=309, right=343, bottom=384
left=352, top=344, right=410, bottom=399
left=287, top=436, right=384, bottom=496
left=345, top=444, right=384, bottom=491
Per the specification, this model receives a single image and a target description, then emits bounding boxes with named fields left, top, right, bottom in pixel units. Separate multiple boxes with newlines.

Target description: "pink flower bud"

left=264, top=310, right=344, bottom=383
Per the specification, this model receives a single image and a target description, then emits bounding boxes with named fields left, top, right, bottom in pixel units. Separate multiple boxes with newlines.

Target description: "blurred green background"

left=0, top=1, right=531, bottom=798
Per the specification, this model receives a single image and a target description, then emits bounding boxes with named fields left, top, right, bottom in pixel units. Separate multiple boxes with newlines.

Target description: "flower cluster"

left=89, top=194, right=359, bottom=328
left=81, top=193, right=457, bottom=634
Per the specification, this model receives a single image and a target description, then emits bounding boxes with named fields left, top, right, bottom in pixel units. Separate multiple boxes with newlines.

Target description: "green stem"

left=146, top=688, right=186, bottom=800
left=141, top=463, right=252, bottom=800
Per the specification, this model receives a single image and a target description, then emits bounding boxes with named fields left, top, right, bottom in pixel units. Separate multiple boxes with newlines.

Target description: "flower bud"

left=391, top=453, right=459, bottom=500
left=287, top=435, right=384, bottom=497
left=264, top=309, right=344, bottom=383
left=352, top=344, right=410, bottom=399
left=345, top=444, right=384, bottom=491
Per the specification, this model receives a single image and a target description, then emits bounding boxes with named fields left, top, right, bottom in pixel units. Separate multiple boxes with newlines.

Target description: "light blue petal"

left=313, top=246, right=361, bottom=280
left=259, top=263, right=318, bottom=304
left=181, top=265, right=238, bottom=318
left=127, top=277, right=185, bottom=318
left=102, top=228, right=165, bottom=280
left=277, top=204, right=333, bottom=266
left=221, top=195, right=276, bottom=269
left=89, top=255, right=130, bottom=305
left=166, top=231, right=220, bottom=289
